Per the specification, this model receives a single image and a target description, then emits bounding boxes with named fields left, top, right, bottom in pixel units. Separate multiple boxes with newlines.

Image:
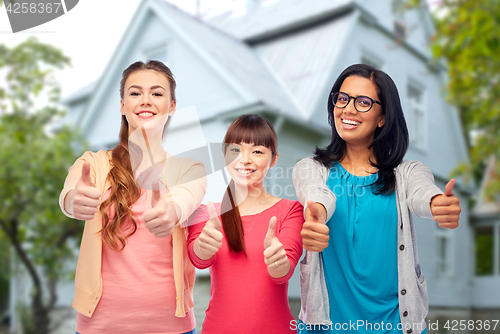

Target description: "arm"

left=165, top=158, right=207, bottom=227
left=264, top=201, right=304, bottom=283
left=187, top=204, right=218, bottom=269
left=292, top=157, right=336, bottom=221
left=59, top=151, right=101, bottom=220
left=405, top=160, right=444, bottom=219
left=404, top=161, right=461, bottom=229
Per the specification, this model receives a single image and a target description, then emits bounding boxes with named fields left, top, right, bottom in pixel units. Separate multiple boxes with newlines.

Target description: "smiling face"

left=225, top=142, right=277, bottom=189
left=334, top=75, right=385, bottom=147
left=120, top=69, right=176, bottom=134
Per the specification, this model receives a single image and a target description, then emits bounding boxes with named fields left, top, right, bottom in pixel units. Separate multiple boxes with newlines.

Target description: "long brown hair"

left=99, top=60, right=176, bottom=251
left=220, top=114, right=278, bottom=255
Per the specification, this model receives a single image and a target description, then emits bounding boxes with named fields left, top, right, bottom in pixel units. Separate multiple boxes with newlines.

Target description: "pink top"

left=77, top=187, right=196, bottom=334
left=187, top=199, right=304, bottom=334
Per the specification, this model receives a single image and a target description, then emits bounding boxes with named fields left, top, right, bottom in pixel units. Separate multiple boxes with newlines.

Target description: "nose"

left=343, top=98, right=358, bottom=114
left=240, top=150, right=252, bottom=164
left=141, top=93, right=151, bottom=106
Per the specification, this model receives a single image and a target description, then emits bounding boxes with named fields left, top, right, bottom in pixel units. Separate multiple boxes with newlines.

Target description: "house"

left=10, top=0, right=494, bottom=332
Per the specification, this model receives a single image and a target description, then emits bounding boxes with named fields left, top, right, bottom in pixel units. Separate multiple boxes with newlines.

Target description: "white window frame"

left=473, top=222, right=500, bottom=277
left=407, top=81, right=426, bottom=149
left=435, top=225, right=454, bottom=279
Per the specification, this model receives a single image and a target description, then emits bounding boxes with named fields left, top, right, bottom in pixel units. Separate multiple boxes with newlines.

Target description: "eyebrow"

left=128, top=85, right=166, bottom=91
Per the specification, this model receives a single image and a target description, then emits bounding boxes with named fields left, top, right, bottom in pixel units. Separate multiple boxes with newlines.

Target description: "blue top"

left=298, top=161, right=403, bottom=333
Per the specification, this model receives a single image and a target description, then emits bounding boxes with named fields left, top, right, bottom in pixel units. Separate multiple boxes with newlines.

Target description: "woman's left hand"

left=142, top=190, right=179, bottom=238
left=263, top=216, right=290, bottom=278
left=431, top=179, right=461, bottom=230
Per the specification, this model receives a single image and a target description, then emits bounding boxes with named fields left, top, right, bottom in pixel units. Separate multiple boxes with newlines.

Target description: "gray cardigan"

left=292, top=157, right=442, bottom=334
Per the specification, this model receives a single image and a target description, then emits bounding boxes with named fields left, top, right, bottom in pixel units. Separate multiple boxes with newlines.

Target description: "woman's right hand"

left=301, top=200, right=330, bottom=252
left=193, top=202, right=223, bottom=260
left=66, top=161, right=101, bottom=220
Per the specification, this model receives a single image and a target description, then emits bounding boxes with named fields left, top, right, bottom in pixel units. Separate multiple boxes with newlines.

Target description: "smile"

left=235, top=168, right=256, bottom=176
left=341, top=117, right=361, bottom=129
left=136, top=111, right=156, bottom=119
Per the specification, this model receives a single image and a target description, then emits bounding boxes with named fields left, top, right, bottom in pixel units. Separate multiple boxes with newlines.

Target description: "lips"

left=235, top=168, right=256, bottom=177
left=136, top=111, right=157, bottom=119
left=341, top=117, right=361, bottom=129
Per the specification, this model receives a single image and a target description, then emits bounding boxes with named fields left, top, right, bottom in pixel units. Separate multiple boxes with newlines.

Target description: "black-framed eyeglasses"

left=331, top=92, right=382, bottom=112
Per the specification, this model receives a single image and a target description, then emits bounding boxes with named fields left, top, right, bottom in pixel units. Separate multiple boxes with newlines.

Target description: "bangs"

left=223, top=115, right=277, bottom=154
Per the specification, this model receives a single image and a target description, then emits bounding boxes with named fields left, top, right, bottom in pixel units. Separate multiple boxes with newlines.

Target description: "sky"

left=0, top=0, right=250, bottom=99
left=0, top=0, right=438, bottom=100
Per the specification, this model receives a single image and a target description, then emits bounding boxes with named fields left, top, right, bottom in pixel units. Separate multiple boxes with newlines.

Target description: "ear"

left=168, top=100, right=176, bottom=117
left=378, top=114, right=386, bottom=128
left=120, top=99, right=125, bottom=115
left=270, top=153, right=279, bottom=169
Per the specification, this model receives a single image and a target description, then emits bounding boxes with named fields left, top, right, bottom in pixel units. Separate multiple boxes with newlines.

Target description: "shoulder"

left=395, top=160, right=431, bottom=176
left=275, top=199, right=304, bottom=216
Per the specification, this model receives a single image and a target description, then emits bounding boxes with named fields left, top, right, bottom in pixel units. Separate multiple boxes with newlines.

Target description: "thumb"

left=264, top=216, right=277, bottom=249
left=307, top=200, right=320, bottom=222
left=207, top=201, right=222, bottom=231
left=444, top=179, right=456, bottom=197
left=81, top=161, right=94, bottom=187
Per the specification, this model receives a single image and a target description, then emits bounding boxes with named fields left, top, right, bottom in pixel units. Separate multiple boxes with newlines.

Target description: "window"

left=475, top=226, right=495, bottom=276
left=436, top=226, right=453, bottom=278
left=408, top=83, right=425, bottom=148
left=144, top=44, right=168, bottom=64
left=392, top=0, right=406, bottom=40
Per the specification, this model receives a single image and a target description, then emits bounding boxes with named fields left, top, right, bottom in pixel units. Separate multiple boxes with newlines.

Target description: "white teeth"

left=342, top=119, right=361, bottom=125
left=237, top=169, right=255, bottom=174
left=139, top=112, right=154, bottom=117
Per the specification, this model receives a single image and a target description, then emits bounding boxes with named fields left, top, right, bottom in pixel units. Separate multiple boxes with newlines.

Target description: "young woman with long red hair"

left=187, top=114, right=304, bottom=333
left=59, top=60, right=206, bottom=334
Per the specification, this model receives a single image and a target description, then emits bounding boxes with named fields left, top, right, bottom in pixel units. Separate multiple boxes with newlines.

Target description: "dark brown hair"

left=99, top=60, right=176, bottom=251
left=221, top=114, right=278, bottom=254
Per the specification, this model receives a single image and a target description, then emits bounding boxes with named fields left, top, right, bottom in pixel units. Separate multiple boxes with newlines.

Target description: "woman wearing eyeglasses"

left=292, top=64, right=461, bottom=334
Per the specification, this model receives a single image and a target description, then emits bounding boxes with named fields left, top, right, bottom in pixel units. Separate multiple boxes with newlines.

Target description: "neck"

left=341, top=142, right=378, bottom=175
left=232, top=182, right=272, bottom=207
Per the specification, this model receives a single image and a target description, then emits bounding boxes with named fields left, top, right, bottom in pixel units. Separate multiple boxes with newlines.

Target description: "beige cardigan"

left=59, top=150, right=206, bottom=318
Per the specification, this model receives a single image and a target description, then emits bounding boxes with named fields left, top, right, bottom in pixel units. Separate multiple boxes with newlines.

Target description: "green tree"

left=0, top=38, right=85, bottom=334
left=418, top=0, right=500, bottom=197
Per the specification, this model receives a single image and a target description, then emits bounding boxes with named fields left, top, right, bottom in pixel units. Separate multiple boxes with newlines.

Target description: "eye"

left=153, top=92, right=163, bottom=97
left=253, top=150, right=263, bottom=154
left=357, top=96, right=372, bottom=107
left=130, top=92, right=140, bottom=96
left=230, top=147, right=240, bottom=153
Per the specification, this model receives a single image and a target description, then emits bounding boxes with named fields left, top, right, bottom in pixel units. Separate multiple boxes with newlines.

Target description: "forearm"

left=63, top=190, right=75, bottom=216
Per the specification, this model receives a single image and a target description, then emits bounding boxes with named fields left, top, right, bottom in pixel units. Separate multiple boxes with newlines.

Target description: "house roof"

left=207, top=0, right=354, bottom=42
left=154, top=0, right=305, bottom=120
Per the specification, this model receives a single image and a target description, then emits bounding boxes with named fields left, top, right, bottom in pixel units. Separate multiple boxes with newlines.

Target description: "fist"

left=194, top=202, right=223, bottom=260
left=142, top=188, right=179, bottom=238
left=263, top=216, right=290, bottom=278
left=71, top=161, right=101, bottom=221
left=431, top=179, right=461, bottom=230
left=301, top=200, right=329, bottom=252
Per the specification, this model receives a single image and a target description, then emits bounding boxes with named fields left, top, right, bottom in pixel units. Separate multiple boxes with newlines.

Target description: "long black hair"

left=314, top=64, right=409, bottom=194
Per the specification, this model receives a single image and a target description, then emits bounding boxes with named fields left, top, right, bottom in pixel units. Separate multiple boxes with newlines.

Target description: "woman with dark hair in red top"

left=187, top=114, right=304, bottom=333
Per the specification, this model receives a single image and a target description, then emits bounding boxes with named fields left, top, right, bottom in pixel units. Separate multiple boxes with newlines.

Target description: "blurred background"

left=1, top=0, right=499, bottom=333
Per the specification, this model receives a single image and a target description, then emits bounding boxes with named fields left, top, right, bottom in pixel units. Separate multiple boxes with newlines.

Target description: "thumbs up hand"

left=301, top=200, right=329, bottom=252
left=142, top=185, right=179, bottom=238
left=431, top=179, right=461, bottom=230
left=193, top=202, right=223, bottom=260
left=70, top=161, right=101, bottom=220
left=263, top=217, right=290, bottom=278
